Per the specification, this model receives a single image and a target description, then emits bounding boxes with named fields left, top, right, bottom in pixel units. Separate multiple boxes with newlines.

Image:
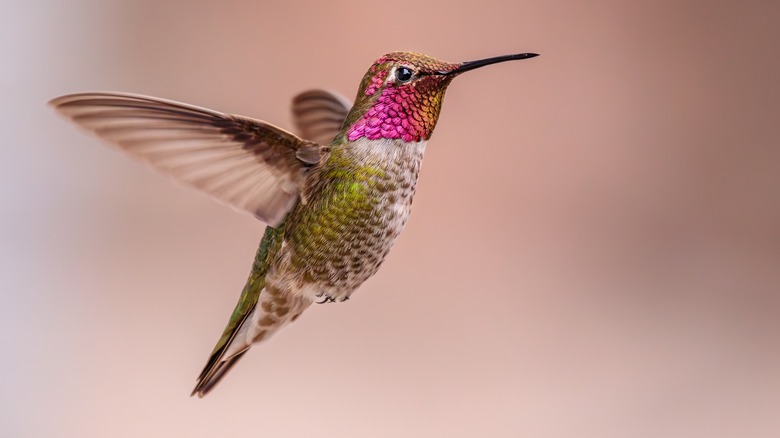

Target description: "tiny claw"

left=317, top=296, right=336, bottom=304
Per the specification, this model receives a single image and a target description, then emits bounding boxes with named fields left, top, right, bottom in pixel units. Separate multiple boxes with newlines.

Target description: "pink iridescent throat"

left=347, top=83, right=436, bottom=143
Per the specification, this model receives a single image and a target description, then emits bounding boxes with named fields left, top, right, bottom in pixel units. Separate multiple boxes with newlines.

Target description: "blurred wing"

left=50, top=92, right=328, bottom=226
left=291, top=89, right=351, bottom=145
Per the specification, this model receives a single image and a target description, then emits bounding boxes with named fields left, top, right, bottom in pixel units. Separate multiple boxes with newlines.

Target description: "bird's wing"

left=51, top=92, right=328, bottom=227
left=291, top=89, right=351, bottom=145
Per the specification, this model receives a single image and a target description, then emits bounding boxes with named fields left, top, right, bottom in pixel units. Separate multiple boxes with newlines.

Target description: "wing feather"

left=291, top=89, right=351, bottom=145
left=51, top=92, right=328, bottom=226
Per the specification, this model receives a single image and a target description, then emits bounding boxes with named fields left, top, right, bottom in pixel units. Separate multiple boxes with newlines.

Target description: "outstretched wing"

left=291, top=89, right=351, bottom=145
left=51, top=92, right=328, bottom=227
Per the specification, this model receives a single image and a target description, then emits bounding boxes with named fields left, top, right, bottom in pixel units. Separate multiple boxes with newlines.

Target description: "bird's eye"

left=396, top=67, right=413, bottom=82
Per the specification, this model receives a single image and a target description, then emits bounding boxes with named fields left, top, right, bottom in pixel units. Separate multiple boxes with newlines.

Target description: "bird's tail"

left=191, top=286, right=311, bottom=397
left=191, top=225, right=310, bottom=398
left=192, top=350, right=249, bottom=397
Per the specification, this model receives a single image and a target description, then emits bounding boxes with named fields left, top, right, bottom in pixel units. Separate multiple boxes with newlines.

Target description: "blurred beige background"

left=2, top=0, right=779, bottom=436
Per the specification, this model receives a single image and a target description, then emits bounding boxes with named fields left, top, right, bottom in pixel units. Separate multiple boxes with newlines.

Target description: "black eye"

left=396, top=67, right=413, bottom=82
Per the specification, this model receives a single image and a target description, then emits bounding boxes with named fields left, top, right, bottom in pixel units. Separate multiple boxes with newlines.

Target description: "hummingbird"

left=50, top=51, right=539, bottom=397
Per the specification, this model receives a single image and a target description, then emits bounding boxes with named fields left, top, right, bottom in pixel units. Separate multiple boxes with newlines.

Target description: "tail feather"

left=191, top=311, right=252, bottom=398
left=190, top=225, right=283, bottom=397
left=191, top=350, right=249, bottom=397
left=190, top=290, right=313, bottom=397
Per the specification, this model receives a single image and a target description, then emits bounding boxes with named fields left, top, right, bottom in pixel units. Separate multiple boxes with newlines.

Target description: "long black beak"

left=437, top=53, right=539, bottom=75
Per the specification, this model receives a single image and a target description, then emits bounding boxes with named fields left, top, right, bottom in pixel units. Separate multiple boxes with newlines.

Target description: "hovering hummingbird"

left=50, top=51, right=539, bottom=397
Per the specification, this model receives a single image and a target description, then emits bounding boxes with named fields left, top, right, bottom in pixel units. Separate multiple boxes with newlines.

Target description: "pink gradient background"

left=2, top=0, right=779, bottom=436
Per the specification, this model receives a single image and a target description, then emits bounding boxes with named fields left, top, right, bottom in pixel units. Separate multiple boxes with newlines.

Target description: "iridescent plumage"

left=50, top=51, right=538, bottom=397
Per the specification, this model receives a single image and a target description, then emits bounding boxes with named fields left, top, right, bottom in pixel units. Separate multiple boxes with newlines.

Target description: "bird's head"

left=343, top=51, right=538, bottom=143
